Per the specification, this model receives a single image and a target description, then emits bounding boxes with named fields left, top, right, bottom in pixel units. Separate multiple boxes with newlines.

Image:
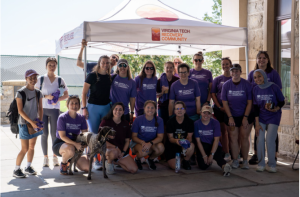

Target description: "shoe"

left=146, top=158, right=157, bottom=170
left=25, top=166, right=37, bottom=175
left=13, top=168, right=26, bottom=178
left=182, top=159, right=191, bottom=170
left=190, top=155, right=197, bottom=165
left=105, top=160, right=115, bottom=175
left=224, top=153, right=231, bottom=161
left=135, top=157, right=143, bottom=170
left=231, top=159, right=239, bottom=169
left=266, top=166, right=277, bottom=173
left=238, top=154, right=243, bottom=164
left=249, top=154, right=258, bottom=165
left=256, top=166, right=265, bottom=172
left=60, top=162, right=68, bottom=175
left=240, top=160, right=249, bottom=169
left=93, top=160, right=102, bottom=170
left=43, top=157, right=49, bottom=167
left=140, top=157, right=146, bottom=164
left=223, top=163, right=232, bottom=177
left=53, top=156, right=59, bottom=166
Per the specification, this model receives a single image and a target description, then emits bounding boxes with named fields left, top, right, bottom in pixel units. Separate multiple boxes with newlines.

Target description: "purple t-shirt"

left=253, top=84, right=285, bottom=125
left=194, top=118, right=221, bottom=146
left=221, top=78, right=252, bottom=117
left=110, top=74, right=137, bottom=115
left=211, top=75, right=232, bottom=107
left=56, top=112, right=88, bottom=140
left=248, top=69, right=282, bottom=89
left=169, top=79, right=201, bottom=116
left=134, top=76, right=157, bottom=116
left=132, top=115, right=164, bottom=142
left=189, top=68, right=213, bottom=104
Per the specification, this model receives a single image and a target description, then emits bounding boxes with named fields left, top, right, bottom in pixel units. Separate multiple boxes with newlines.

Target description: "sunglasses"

left=145, top=67, right=154, bottom=70
left=111, top=56, right=118, bottom=61
left=194, top=59, right=203, bottom=63
left=175, top=107, right=185, bottom=110
left=174, top=61, right=181, bottom=64
left=118, top=63, right=128, bottom=68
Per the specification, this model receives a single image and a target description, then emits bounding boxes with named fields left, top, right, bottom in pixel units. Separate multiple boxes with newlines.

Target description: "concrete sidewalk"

left=1, top=124, right=299, bottom=197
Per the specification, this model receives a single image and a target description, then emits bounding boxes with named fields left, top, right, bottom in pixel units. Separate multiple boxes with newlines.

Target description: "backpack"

left=40, top=76, right=61, bottom=90
left=6, top=89, right=41, bottom=138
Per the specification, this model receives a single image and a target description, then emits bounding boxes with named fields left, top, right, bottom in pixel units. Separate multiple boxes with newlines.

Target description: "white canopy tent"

left=56, top=0, right=249, bottom=76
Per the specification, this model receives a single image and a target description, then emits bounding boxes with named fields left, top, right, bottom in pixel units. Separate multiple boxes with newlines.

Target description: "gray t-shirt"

left=15, top=87, right=43, bottom=125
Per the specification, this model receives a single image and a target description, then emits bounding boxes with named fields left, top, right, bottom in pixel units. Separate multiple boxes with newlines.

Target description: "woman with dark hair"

left=81, top=55, right=111, bottom=170
left=221, top=64, right=254, bottom=169
left=211, top=57, right=232, bottom=160
left=52, top=96, right=89, bottom=175
left=35, top=57, right=69, bottom=167
left=252, top=70, right=285, bottom=173
left=189, top=51, right=213, bottom=106
left=156, top=61, right=179, bottom=124
left=169, top=63, right=201, bottom=121
left=134, top=60, right=158, bottom=116
left=110, top=59, right=136, bottom=123
left=248, top=51, right=282, bottom=165
left=131, top=100, right=165, bottom=170
left=100, top=102, right=138, bottom=174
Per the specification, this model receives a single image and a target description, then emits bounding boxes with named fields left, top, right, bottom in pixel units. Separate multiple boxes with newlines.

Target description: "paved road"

left=1, top=124, right=299, bottom=197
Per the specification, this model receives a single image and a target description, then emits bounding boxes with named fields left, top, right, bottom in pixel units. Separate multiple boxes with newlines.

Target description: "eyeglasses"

left=145, top=67, right=154, bottom=70
left=174, top=62, right=181, bottom=64
left=194, top=59, right=203, bottom=63
left=179, top=71, right=188, bottom=75
left=118, top=63, right=128, bottom=68
left=175, top=108, right=185, bottom=110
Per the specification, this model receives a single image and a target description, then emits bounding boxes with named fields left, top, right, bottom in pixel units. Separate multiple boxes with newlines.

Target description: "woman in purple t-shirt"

left=221, top=64, right=254, bottom=169
left=252, top=70, right=285, bottom=173
left=189, top=51, right=213, bottom=106
left=134, top=60, right=158, bottom=116
left=52, top=96, right=89, bottom=175
left=211, top=57, right=232, bottom=161
left=248, top=51, right=282, bottom=165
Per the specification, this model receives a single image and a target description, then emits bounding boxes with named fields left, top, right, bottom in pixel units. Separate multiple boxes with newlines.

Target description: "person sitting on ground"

left=194, top=105, right=232, bottom=176
left=165, top=101, right=195, bottom=170
left=100, top=102, right=138, bottom=174
left=131, top=100, right=165, bottom=170
left=52, top=95, right=89, bottom=175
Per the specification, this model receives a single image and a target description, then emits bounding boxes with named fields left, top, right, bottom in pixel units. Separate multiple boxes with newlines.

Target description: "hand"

left=83, top=108, right=89, bottom=120
left=207, top=155, right=213, bottom=165
left=74, top=142, right=84, bottom=151
left=255, top=123, right=263, bottom=136
left=81, top=39, right=87, bottom=48
left=30, top=121, right=39, bottom=129
left=52, top=102, right=58, bottom=106
left=130, top=114, right=133, bottom=124
left=228, top=117, right=235, bottom=127
left=142, top=142, right=152, bottom=152
left=46, top=95, right=54, bottom=100
left=203, top=155, right=208, bottom=165
left=266, top=106, right=280, bottom=113
left=242, top=117, right=249, bottom=129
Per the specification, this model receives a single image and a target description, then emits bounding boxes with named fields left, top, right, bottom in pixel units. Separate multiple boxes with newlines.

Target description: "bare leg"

left=117, top=155, right=138, bottom=173
left=16, top=139, right=29, bottom=166
left=27, top=137, right=37, bottom=163
left=220, top=122, right=229, bottom=154
left=59, top=143, right=75, bottom=163
left=228, top=126, right=239, bottom=160
left=240, top=123, right=253, bottom=161
left=149, top=143, right=165, bottom=159
left=76, top=155, right=90, bottom=172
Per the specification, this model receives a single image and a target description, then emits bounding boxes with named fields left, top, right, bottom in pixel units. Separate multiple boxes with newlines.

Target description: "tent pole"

left=84, top=46, right=87, bottom=79
left=245, top=29, right=249, bottom=79
left=178, top=45, right=181, bottom=58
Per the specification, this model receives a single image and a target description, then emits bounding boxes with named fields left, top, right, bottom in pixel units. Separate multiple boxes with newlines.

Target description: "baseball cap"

left=230, top=64, right=242, bottom=71
left=25, top=69, right=39, bottom=78
left=117, top=59, right=129, bottom=67
left=201, top=105, right=213, bottom=114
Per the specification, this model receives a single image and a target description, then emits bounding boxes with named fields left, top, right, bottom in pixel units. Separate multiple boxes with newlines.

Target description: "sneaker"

left=249, top=154, right=258, bottom=165
left=25, top=166, right=37, bottom=175
left=241, top=160, right=249, bottom=169
left=93, top=160, right=102, bottom=170
left=182, top=159, right=191, bottom=170
left=256, top=166, right=265, bottom=172
left=140, top=157, right=146, bottom=164
left=60, top=162, right=68, bottom=175
left=146, top=158, right=157, bottom=170
left=223, top=163, right=232, bottom=177
left=231, top=159, right=239, bottom=169
left=105, top=160, right=115, bottom=175
left=53, top=156, right=59, bottom=166
left=224, top=153, right=231, bottom=161
left=266, top=166, right=277, bottom=173
left=43, top=157, right=49, bottom=167
left=13, top=168, right=26, bottom=178
left=135, top=157, right=143, bottom=170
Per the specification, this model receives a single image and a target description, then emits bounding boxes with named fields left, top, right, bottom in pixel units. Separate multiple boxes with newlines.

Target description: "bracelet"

left=244, top=115, right=249, bottom=118
left=130, top=111, right=134, bottom=114
left=81, top=107, right=87, bottom=110
left=202, top=155, right=207, bottom=158
left=228, top=116, right=233, bottom=119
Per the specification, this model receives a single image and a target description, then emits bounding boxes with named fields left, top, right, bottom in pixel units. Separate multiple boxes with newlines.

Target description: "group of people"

left=13, top=38, right=285, bottom=179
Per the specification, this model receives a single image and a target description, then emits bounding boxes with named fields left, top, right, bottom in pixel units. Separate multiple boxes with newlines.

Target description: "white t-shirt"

left=35, top=74, right=68, bottom=109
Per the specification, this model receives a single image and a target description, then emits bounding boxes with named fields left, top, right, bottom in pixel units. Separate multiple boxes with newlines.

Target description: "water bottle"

left=175, top=153, right=180, bottom=173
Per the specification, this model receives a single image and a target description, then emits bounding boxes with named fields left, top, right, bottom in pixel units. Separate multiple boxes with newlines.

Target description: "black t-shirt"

left=85, top=72, right=111, bottom=105
left=156, top=75, right=179, bottom=108
left=166, top=115, right=194, bottom=150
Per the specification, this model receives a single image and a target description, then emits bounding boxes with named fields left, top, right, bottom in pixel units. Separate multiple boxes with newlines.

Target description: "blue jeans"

left=87, top=103, right=111, bottom=134
left=19, top=124, right=43, bottom=140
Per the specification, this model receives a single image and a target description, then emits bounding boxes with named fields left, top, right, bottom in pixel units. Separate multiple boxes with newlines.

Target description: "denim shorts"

left=18, top=124, right=43, bottom=140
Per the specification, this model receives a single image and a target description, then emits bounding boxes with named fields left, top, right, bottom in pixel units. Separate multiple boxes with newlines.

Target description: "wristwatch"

left=130, top=111, right=134, bottom=114
left=211, top=152, right=215, bottom=156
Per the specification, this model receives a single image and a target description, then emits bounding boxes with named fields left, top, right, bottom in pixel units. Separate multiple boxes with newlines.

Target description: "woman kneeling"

left=100, top=102, right=138, bottom=174
left=52, top=96, right=89, bottom=175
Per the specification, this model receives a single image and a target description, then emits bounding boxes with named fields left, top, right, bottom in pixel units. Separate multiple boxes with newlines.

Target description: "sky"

left=1, top=0, right=214, bottom=56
